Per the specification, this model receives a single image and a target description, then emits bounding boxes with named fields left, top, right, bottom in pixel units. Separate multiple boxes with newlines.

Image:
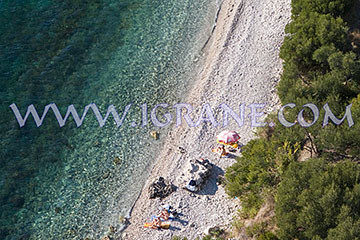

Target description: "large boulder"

left=182, top=158, right=213, bottom=192
left=148, top=177, right=176, bottom=199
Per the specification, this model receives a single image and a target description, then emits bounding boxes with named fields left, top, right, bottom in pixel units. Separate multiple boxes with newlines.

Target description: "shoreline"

left=122, top=0, right=291, bottom=239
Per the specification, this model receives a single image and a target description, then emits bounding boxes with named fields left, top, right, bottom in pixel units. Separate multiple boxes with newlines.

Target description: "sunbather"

left=220, top=145, right=228, bottom=157
left=159, top=208, right=170, bottom=220
left=151, top=217, right=162, bottom=229
left=212, top=145, right=228, bottom=156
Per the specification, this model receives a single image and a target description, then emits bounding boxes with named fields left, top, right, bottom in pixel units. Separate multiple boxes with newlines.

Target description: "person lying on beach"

left=150, top=217, right=162, bottom=229
left=159, top=208, right=170, bottom=220
left=212, top=145, right=228, bottom=157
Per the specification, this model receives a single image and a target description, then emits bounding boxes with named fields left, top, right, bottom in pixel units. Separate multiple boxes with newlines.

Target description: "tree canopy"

left=225, top=0, right=360, bottom=239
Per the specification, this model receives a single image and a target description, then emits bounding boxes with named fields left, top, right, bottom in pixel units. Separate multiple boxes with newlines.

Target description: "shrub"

left=257, top=232, right=279, bottom=240
left=225, top=139, right=299, bottom=217
left=172, top=237, right=188, bottom=240
left=246, top=222, right=267, bottom=238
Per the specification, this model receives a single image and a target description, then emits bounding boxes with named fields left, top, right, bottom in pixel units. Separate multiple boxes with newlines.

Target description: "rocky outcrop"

left=148, top=177, right=176, bottom=199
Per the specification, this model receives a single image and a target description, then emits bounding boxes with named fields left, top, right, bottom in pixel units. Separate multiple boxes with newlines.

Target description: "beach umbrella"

left=216, top=130, right=240, bottom=145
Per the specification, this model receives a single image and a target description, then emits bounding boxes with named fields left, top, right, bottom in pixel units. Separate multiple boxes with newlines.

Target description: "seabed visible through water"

left=0, top=0, right=220, bottom=239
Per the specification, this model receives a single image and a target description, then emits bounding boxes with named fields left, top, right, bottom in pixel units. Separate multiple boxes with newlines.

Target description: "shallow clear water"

left=0, top=0, right=219, bottom=239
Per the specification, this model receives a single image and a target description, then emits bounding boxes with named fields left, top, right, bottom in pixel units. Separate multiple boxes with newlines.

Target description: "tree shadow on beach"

left=196, top=164, right=224, bottom=196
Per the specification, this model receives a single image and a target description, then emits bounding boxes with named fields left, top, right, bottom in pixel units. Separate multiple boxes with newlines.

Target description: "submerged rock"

left=119, top=215, right=130, bottom=225
left=101, top=172, right=110, bottom=180
left=19, top=233, right=30, bottom=240
left=150, top=131, right=159, bottom=140
left=119, top=215, right=125, bottom=223
left=113, top=157, right=121, bottom=165
left=54, top=207, right=61, bottom=214
left=101, top=236, right=111, bottom=240
left=108, top=225, right=115, bottom=234
left=94, top=140, right=101, bottom=147
left=10, top=195, right=25, bottom=208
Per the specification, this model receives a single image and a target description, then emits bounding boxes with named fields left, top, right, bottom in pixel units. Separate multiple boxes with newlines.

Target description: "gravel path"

left=122, top=0, right=291, bottom=239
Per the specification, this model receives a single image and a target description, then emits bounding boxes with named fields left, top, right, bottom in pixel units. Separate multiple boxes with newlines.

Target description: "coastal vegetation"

left=225, top=0, right=360, bottom=239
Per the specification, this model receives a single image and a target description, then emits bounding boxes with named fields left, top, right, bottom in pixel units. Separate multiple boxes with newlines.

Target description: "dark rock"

left=55, top=207, right=61, bottom=214
left=178, top=147, right=186, bottom=154
left=11, top=169, right=33, bottom=180
left=102, top=172, right=110, bottom=180
left=0, top=228, right=9, bottom=239
left=148, top=177, right=176, bottom=199
left=113, top=157, right=121, bottom=165
left=108, top=225, right=115, bottom=233
left=94, top=140, right=101, bottom=147
left=150, top=131, right=159, bottom=140
left=10, top=195, right=25, bottom=208
left=19, top=233, right=31, bottom=240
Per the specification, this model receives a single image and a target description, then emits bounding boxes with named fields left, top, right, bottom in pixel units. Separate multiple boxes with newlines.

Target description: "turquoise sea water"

left=0, top=0, right=219, bottom=239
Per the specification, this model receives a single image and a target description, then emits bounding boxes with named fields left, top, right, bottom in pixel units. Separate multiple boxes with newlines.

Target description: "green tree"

left=291, top=0, right=355, bottom=17
left=276, top=159, right=360, bottom=239
left=327, top=206, right=360, bottom=240
left=227, top=0, right=359, bottom=238
left=316, top=94, right=360, bottom=158
left=225, top=139, right=299, bottom=216
left=280, top=13, right=349, bottom=73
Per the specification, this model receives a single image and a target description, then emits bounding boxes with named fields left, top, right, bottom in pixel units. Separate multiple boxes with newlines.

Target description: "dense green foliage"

left=280, top=12, right=349, bottom=72
left=226, top=139, right=299, bottom=216
left=225, top=0, right=360, bottom=239
left=257, top=232, right=279, bottom=240
left=291, top=0, right=354, bottom=17
left=276, top=159, right=360, bottom=239
left=278, top=0, right=360, bottom=160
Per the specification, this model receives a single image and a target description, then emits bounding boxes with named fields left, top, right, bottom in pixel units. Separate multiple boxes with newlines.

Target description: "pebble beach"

left=123, top=0, right=291, bottom=239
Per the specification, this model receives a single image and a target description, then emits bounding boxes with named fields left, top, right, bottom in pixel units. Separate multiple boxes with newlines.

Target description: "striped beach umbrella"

left=216, top=130, right=241, bottom=145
